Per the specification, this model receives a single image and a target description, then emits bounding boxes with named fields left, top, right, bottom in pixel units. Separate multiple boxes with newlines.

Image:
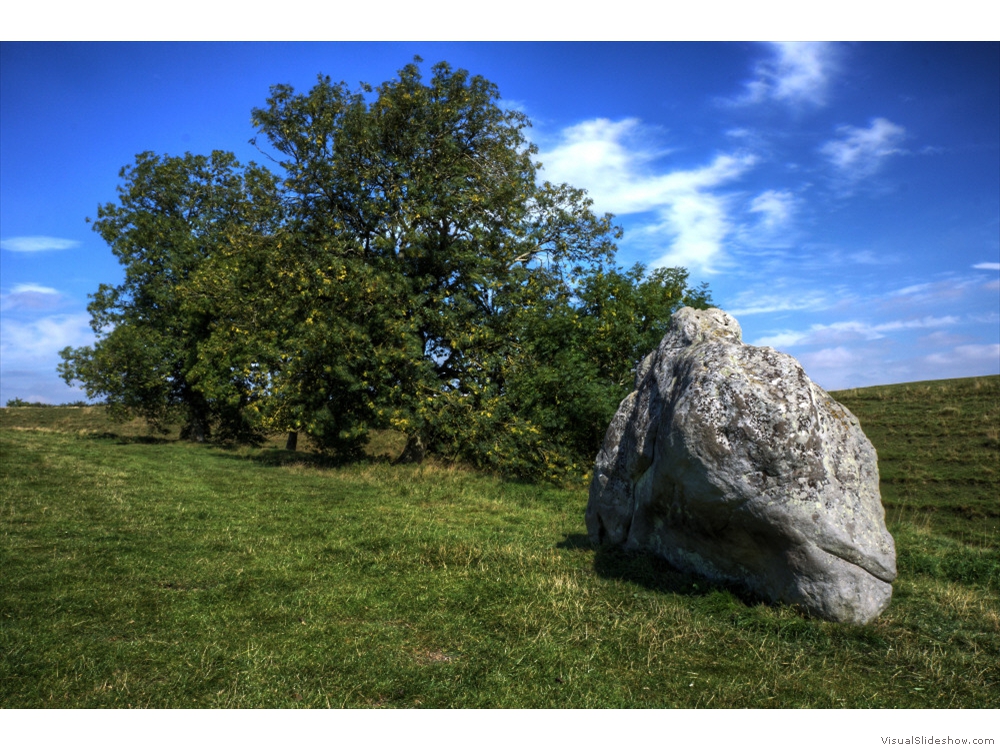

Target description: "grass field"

left=1, top=376, right=997, bottom=708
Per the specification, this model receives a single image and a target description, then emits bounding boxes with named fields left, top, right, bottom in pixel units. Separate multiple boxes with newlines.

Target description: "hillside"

left=833, top=376, right=998, bottom=546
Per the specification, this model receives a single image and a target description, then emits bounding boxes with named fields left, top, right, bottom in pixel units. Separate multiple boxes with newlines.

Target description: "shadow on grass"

left=214, top=446, right=390, bottom=471
left=558, top=532, right=766, bottom=605
left=558, top=532, right=708, bottom=597
left=83, top=432, right=173, bottom=445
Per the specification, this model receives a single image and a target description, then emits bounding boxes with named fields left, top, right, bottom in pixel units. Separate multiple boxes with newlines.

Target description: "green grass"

left=1, top=376, right=998, bottom=708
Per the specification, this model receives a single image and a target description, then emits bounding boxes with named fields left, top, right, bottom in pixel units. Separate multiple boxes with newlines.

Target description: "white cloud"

left=537, top=118, right=659, bottom=214
left=501, top=98, right=528, bottom=113
left=891, top=282, right=933, bottom=297
left=729, top=42, right=838, bottom=108
left=795, top=344, right=905, bottom=391
left=884, top=276, right=982, bottom=308
left=925, top=344, right=1000, bottom=367
left=753, top=315, right=959, bottom=349
left=0, top=313, right=93, bottom=363
left=754, top=330, right=808, bottom=348
left=728, top=290, right=829, bottom=317
left=754, top=330, right=810, bottom=349
left=954, top=344, right=1000, bottom=361
left=739, top=190, right=798, bottom=248
left=0, top=236, right=80, bottom=253
left=1, top=284, right=63, bottom=311
left=802, top=346, right=860, bottom=369
left=801, top=340, right=1000, bottom=392
left=748, top=189, right=795, bottom=232
left=644, top=193, right=732, bottom=272
left=874, top=316, right=960, bottom=333
left=537, top=118, right=756, bottom=273
left=11, top=283, right=59, bottom=295
left=0, top=312, right=95, bottom=405
left=974, top=262, right=1000, bottom=271
left=848, top=249, right=899, bottom=265
left=919, top=330, right=968, bottom=347
left=820, top=118, right=907, bottom=182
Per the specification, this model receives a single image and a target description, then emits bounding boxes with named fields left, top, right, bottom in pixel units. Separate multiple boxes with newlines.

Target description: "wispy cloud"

left=738, top=189, right=800, bottom=247
left=802, top=346, right=861, bottom=370
left=799, top=340, right=1000, bottom=392
left=756, top=315, right=998, bottom=390
left=919, top=330, right=969, bottom=348
left=925, top=344, right=1000, bottom=367
left=537, top=118, right=756, bottom=273
left=748, top=189, right=795, bottom=231
left=728, top=42, right=838, bottom=108
left=795, top=344, right=893, bottom=391
left=11, top=283, right=59, bottom=295
left=0, top=236, right=80, bottom=253
left=1, top=284, right=63, bottom=311
left=820, top=117, right=907, bottom=183
left=849, top=249, right=899, bottom=266
left=974, top=262, right=1000, bottom=271
left=753, top=315, right=959, bottom=349
left=0, top=313, right=93, bottom=363
left=884, top=276, right=982, bottom=308
left=640, top=192, right=734, bottom=273
left=890, top=282, right=933, bottom=297
left=727, top=290, right=830, bottom=317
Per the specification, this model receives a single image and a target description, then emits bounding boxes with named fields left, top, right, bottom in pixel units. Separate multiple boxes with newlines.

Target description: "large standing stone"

left=586, top=307, right=896, bottom=624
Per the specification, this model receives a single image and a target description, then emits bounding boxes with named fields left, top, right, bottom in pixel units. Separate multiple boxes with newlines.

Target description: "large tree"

left=249, top=59, right=630, bottom=464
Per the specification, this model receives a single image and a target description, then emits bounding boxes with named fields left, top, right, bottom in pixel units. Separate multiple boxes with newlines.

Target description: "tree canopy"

left=60, top=59, right=712, bottom=479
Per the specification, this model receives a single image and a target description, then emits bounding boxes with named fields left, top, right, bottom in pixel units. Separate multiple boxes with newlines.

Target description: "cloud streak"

left=727, top=289, right=831, bottom=316
left=0, top=236, right=80, bottom=253
left=754, top=315, right=960, bottom=349
left=11, top=283, right=59, bottom=295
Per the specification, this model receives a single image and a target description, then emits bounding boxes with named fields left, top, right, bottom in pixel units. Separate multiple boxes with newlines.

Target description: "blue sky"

left=1, top=41, right=998, bottom=404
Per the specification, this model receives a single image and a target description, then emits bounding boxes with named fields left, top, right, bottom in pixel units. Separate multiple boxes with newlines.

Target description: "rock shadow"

left=557, top=531, right=762, bottom=603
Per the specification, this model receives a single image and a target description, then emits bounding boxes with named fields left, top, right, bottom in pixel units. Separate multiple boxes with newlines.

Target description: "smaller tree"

left=59, top=150, right=282, bottom=440
left=420, top=262, right=713, bottom=481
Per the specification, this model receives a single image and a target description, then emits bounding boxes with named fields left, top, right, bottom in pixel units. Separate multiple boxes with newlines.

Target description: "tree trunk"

left=180, top=388, right=212, bottom=442
left=181, top=414, right=211, bottom=442
left=394, top=434, right=425, bottom=465
left=285, top=430, right=298, bottom=451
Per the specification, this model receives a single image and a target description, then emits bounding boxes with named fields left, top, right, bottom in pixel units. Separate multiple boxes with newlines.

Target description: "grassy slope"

left=1, top=376, right=997, bottom=708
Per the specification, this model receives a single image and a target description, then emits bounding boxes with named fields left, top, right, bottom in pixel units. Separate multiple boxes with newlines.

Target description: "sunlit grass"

left=1, top=376, right=997, bottom=707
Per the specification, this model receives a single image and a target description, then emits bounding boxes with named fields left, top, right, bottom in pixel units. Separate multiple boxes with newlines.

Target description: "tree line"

left=59, top=59, right=711, bottom=480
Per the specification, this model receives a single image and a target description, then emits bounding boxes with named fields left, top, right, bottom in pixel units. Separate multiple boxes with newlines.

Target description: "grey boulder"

left=586, top=307, right=896, bottom=624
